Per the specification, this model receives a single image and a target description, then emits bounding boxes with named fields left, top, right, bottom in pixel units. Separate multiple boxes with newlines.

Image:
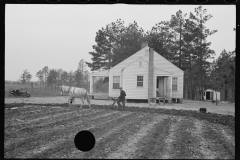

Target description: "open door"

left=156, top=76, right=168, bottom=97
left=206, top=92, right=210, bottom=100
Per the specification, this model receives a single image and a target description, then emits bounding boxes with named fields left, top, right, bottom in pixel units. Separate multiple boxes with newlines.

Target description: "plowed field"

left=4, top=103, right=235, bottom=159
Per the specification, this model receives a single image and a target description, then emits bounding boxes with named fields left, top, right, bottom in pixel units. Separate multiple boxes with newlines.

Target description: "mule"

left=58, top=85, right=91, bottom=108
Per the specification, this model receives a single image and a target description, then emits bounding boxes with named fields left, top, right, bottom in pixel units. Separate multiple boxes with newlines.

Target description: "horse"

left=58, top=85, right=71, bottom=96
left=57, top=85, right=91, bottom=108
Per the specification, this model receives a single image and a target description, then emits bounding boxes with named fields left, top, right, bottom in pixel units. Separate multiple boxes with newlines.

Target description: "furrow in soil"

left=32, top=111, right=136, bottom=159
left=203, top=122, right=235, bottom=159
left=130, top=116, right=176, bottom=159
left=5, top=107, right=74, bottom=128
left=191, top=119, right=219, bottom=159
left=67, top=112, right=152, bottom=159
left=106, top=114, right=169, bottom=159
left=160, top=116, right=183, bottom=159
left=4, top=109, right=117, bottom=157
left=5, top=105, right=66, bottom=119
left=10, top=111, right=135, bottom=158
left=4, top=108, right=103, bottom=143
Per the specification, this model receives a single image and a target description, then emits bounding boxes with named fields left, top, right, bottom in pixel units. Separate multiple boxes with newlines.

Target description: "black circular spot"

left=74, top=130, right=95, bottom=152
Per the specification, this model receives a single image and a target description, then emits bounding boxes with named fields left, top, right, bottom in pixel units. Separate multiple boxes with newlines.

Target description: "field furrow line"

left=208, top=123, right=235, bottom=147
left=4, top=108, right=103, bottom=140
left=204, top=122, right=235, bottom=159
left=5, top=105, right=43, bottom=112
left=168, top=117, right=203, bottom=159
left=15, top=111, right=121, bottom=159
left=220, top=127, right=235, bottom=147
left=130, top=116, right=175, bottom=159
left=160, top=116, right=183, bottom=159
left=6, top=111, right=133, bottom=158
left=20, top=112, right=134, bottom=159
left=191, top=119, right=218, bottom=159
left=83, top=113, right=164, bottom=159
left=107, top=114, right=169, bottom=159
left=5, top=108, right=60, bottom=121
left=5, top=108, right=81, bottom=128
left=9, top=106, right=68, bottom=118
left=63, top=112, right=151, bottom=159
left=5, top=105, right=66, bottom=118
left=4, top=109, right=111, bottom=151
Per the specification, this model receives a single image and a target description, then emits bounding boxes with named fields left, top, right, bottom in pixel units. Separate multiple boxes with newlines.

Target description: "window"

left=172, top=77, right=177, bottom=91
left=113, top=76, right=120, bottom=89
left=137, top=76, right=143, bottom=87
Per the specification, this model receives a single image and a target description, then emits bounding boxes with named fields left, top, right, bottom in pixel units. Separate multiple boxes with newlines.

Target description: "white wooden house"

left=89, top=41, right=184, bottom=103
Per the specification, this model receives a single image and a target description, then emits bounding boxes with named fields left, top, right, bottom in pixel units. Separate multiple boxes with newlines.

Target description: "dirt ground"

left=4, top=103, right=235, bottom=159
left=5, top=96, right=235, bottom=116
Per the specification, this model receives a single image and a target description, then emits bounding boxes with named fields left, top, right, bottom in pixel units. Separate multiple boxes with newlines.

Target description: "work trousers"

left=117, top=98, right=125, bottom=108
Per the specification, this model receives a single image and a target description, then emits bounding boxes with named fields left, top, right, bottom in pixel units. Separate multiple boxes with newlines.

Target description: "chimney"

left=141, top=40, right=148, bottom=49
left=148, top=48, right=154, bottom=103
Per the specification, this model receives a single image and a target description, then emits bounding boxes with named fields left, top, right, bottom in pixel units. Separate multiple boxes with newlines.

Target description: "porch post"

left=90, top=75, right=93, bottom=94
left=170, top=76, right=172, bottom=98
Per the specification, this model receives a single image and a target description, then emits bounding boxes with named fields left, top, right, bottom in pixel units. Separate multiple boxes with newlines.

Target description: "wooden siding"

left=108, top=46, right=184, bottom=99
left=109, top=47, right=149, bottom=98
left=171, top=72, right=184, bottom=98
left=150, top=51, right=184, bottom=99
left=123, top=59, right=149, bottom=99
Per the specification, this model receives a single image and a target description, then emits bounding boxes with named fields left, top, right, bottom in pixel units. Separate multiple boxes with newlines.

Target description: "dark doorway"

left=206, top=92, right=210, bottom=100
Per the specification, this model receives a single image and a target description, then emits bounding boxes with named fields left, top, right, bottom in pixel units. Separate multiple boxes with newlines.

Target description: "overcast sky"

left=5, top=4, right=236, bottom=81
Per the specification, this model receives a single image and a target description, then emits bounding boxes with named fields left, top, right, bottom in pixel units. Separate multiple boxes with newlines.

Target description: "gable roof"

left=110, top=46, right=149, bottom=71
left=110, top=46, right=183, bottom=73
left=121, top=57, right=145, bottom=71
left=92, top=45, right=184, bottom=74
left=142, top=50, right=183, bottom=73
left=205, top=89, right=220, bottom=93
left=121, top=56, right=173, bottom=75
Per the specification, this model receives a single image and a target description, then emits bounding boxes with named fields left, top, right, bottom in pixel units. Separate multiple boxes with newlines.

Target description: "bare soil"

left=5, top=96, right=235, bottom=116
left=4, top=100, right=235, bottom=159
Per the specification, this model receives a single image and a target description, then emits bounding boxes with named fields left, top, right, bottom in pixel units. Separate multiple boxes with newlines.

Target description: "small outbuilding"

left=204, top=89, right=221, bottom=101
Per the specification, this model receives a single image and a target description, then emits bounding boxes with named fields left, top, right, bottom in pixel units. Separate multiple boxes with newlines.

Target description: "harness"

left=73, top=87, right=76, bottom=95
left=84, top=92, right=88, bottom=99
left=67, top=86, right=72, bottom=93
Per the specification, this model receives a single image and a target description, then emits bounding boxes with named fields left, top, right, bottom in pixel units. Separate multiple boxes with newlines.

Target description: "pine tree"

left=189, top=6, right=217, bottom=100
left=86, top=19, right=145, bottom=71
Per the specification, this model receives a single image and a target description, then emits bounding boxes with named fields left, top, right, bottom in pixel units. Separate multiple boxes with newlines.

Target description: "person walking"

left=117, top=87, right=126, bottom=110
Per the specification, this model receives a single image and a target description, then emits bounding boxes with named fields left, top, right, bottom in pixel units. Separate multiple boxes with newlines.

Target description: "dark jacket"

left=118, top=90, right=126, bottom=100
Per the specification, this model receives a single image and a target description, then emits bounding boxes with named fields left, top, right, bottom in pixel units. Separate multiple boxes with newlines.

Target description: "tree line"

left=17, top=59, right=89, bottom=91
left=86, top=6, right=235, bottom=102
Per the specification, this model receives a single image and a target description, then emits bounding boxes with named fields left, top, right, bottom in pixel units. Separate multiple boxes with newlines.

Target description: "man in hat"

left=111, top=87, right=126, bottom=110
left=117, top=87, right=126, bottom=110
